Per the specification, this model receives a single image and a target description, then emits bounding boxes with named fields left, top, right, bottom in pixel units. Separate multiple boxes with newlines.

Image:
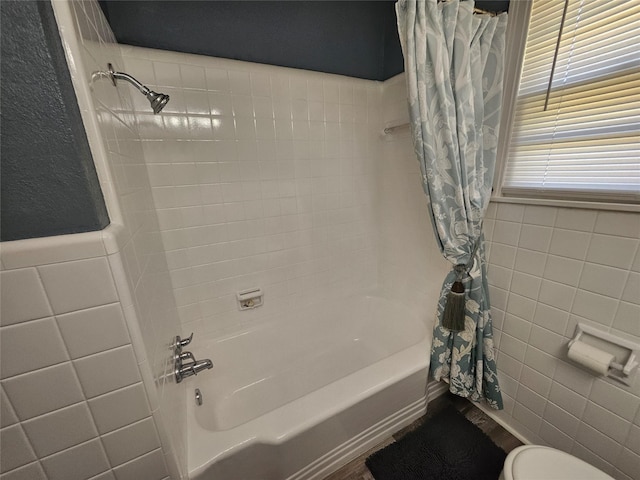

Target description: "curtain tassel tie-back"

left=443, top=239, right=480, bottom=332
left=443, top=264, right=467, bottom=331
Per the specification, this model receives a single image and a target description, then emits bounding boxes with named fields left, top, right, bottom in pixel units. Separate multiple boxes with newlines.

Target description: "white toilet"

left=499, top=445, right=615, bottom=480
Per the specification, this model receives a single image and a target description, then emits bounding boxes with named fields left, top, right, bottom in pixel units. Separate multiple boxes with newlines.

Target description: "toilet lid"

left=505, top=446, right=615, bottom=480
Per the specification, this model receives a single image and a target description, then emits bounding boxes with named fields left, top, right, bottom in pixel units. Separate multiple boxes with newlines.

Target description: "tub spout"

left=192, top=359, right=214, bottom=373
left=175, top=358, right=213, bottom=383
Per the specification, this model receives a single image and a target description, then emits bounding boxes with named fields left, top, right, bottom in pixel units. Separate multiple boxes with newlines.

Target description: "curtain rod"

left=474, top=7, right=498, bottom=16
left=438, top=0, right=501, bottom=16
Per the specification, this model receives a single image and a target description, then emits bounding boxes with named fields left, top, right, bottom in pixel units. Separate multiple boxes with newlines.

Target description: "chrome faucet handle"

left=176, top=333, right=193, bottom=348
left=177, top=351, right=195, bottom=363
left=174, top=333, right=193, bottom=354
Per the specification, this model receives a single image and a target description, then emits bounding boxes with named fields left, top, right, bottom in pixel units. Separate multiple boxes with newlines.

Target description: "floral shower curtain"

left=396, top=0, right=507, bottom=408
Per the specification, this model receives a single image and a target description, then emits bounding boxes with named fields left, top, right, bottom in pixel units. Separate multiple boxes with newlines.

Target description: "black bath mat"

left=365, top=405, right=506, bottom=480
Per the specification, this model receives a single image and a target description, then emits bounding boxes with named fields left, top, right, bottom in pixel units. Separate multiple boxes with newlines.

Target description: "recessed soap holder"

left=237, top=288, right=263, bottom=310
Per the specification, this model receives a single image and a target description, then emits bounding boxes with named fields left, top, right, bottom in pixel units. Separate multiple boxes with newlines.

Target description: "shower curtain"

left=396, top=0, right=507, bottom=408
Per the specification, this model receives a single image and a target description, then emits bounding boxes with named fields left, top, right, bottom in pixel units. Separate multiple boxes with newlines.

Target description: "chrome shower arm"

left=105, top=63, right=169, bottom=115
left=111, top=70, right=151, bottom=97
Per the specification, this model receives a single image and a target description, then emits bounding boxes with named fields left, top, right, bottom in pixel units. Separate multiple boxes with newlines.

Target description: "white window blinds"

left=502, top=0, right=640, bottom=203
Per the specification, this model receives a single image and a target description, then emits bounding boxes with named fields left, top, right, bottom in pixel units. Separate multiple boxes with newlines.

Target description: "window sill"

left=490, top=195, right=640, bottom=213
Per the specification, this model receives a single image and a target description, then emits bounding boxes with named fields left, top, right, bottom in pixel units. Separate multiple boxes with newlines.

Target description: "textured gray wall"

left=1, top=0, right=110, bottom=242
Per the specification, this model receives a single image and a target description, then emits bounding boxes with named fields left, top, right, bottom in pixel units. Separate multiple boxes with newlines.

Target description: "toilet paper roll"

left=567, top=340, right=614, bottom=375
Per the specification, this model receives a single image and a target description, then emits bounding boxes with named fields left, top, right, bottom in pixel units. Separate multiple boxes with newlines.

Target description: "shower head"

left=146, top=90, right=170, bottom=115
left=107, top=63, right=170, bottom=114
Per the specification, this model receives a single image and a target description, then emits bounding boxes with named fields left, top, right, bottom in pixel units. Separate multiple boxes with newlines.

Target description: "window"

left=499, top=0, right=639, bottom=204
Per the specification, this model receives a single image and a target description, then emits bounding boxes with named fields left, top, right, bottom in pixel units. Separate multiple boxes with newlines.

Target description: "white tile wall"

left=121, top=46, right=380, bottom=340
left=1, top=462, right=47, bottom=480
left=0, top=253, right=164, bottom=479
left=0, top=317, right=69, bottom=378
left=57, top=303, right=130, bottom=359
left=38, top=257, right=118, bottom=314
left=3, top=363, right=85, bottom=420
left=111, top=448, right=169, bottom=480
left=101, top=417, right=160, bottom=466
left=89, top=383, right=151, bottom=434
left=0, top=425, right=36, bottom=474
left=0, top=268, right=52, bottom=326
left=40, top=438, right=109, bottom=480
left=73, top=346, right=141, bottom=398
left=485, top=203, right=640, bottom=480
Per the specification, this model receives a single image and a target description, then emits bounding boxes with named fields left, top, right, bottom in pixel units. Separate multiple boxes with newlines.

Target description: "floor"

left=324, top=393, right=523, bottom=480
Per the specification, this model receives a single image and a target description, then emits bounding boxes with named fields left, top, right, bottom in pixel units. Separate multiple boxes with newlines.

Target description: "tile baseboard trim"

left=475, top=400, right=535, bottom=445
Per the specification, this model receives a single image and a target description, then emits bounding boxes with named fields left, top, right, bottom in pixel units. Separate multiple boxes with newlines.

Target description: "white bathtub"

left=187, top=295, right=432, bottom=480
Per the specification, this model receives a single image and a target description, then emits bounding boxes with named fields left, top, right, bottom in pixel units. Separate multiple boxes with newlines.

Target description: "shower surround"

left=114, top=44, right=448, bottom=479
left=120, top=46, right=382, bottom=338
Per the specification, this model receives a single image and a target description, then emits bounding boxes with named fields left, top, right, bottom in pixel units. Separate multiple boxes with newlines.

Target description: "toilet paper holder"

left=568, top=323, right=639, bottom=385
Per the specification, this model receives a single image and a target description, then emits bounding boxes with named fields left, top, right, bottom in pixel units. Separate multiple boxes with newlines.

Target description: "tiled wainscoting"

left=1, top=234, right=169, bottom=480
left=485, top=203, right=640, bottom=480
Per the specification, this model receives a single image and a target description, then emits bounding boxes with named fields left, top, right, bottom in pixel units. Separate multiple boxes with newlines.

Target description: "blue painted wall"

left=99, top=1, right=509, bottom=81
